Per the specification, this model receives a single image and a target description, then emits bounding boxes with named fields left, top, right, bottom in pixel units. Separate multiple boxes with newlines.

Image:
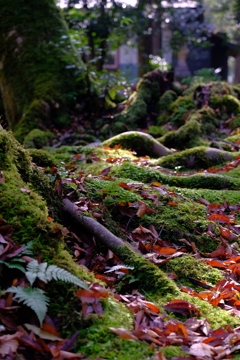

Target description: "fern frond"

left=26, top=260, right=89, bottom=290
left=105, top=265, right=134, bottom=273
left=6, top=286, right=49, bottom=325
left=0, top=260, right=25, bottom=273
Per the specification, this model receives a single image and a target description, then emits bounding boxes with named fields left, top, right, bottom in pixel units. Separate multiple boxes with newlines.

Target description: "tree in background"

left=0, top=0, right=97, bottom=141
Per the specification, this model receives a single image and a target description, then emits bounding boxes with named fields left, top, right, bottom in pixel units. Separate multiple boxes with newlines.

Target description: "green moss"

left=166, top=255, right=223, bottom=287
left=158, top=120, right=205, bottom=150
left=157, top=90, right=177, bottom=115
left=28, top=148, right=58, bottom=167
left=222, top=94, right=240, bottom=114
left=155, top=146, right=233, bottom=169
left=168, top=95, right=194, bottom=126
left=115, top=245, right=180, bottom=295
left=102, top=132, right=154, bottom=156
left=23, top=128, right=55, bottom=149
left=230, top=116, right=240, bottom=130
left=169, top=187, right=240, bottom=205
left=111, top=161, right=240, bottom=190
left=194, top=107, right=220, bottom=135
left=77, top=304, right=154, bottom=360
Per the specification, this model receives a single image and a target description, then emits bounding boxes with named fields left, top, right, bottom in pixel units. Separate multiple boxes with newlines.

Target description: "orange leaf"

left=118, top=182, right=132, bottom=190
left=175, top=323, right=188, bottom=337
left=113, top=144, right=122, bottom=149
left=153, top=246, right=177, bottom=255
left=142, top=301, right=160, bottom=313
left=152, top=181, right=162, bottom=186
left=167, top=201, right=178, bottom=206
left=203, top=260, right=227, bottom=269
left=219, top=226, right=238, bottom=240
left=41, top=324, right=61, bottom=337
left=207, top=214, right=233, bottom=223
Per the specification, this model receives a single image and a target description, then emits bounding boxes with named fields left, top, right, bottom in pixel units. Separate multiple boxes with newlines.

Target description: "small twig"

left=215, top=137, right=240, bottom=148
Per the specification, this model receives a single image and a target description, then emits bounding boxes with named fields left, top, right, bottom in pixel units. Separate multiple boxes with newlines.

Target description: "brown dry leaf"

left=188, top=342, right=214, bottom=358
left=24, top=324, right=63, bottom=341
left=136, top=200, right=148, bottom=217
left=109, top=327, right=138, bottom=340
left=0, top=331, right=22, bottom=356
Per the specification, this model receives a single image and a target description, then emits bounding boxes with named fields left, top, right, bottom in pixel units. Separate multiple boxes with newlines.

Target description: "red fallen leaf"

left=109, top=327, right=138, bottom=340
left=167, top=201, right=178, bottom=206
left=94, top=274, right=116, bottom=286
left=118, top=182, right=132, bottom=190
left=106, top=158, right=119, bottom=163
left=138, top=241, right=148, bottom=254
left=208, top=203, right=226, bottom=212
left=207, top=214, right=233, bottom=223
left=50, top=166, right=58, bottom=173
left=100, top=167, right=112, bottom=176
left=162, top=300, right=200, bottom=316
left=219, top=226, right=238, bottom=240
left=142, top=301, right=160, bottom=313
left=136, top=200, right=148, bottom=217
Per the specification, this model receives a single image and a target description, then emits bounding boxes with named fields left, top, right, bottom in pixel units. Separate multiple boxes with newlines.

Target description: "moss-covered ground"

left=3, top=78, right=240, bottom=359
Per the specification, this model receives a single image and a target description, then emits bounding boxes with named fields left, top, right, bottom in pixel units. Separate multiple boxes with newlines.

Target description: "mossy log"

left=0, top=0, right=94, bottom=141
left=102, top=131, right=171, bottom=157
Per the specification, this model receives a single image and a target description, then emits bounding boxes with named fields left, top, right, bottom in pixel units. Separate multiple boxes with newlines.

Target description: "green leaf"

left=6, top=286, right=49, bottom=326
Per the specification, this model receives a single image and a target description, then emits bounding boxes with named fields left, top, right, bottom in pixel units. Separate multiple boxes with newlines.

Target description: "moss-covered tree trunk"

left=0, top=0, right=92, bottom=141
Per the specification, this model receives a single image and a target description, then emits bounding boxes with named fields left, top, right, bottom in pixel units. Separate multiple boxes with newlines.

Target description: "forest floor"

left=2, top=78, right=240, bottom=359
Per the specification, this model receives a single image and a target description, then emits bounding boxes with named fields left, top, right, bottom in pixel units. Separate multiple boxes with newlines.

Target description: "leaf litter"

left=3, top=150, right=240, bottom=359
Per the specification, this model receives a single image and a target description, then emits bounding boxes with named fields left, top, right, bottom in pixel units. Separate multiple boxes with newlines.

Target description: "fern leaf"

left=6, top=286, right=49, bottom=326
left=46, top=265, right=89, bottom=289
left=105, top=265, right=134, bottom=273
left=0, top=260, right=25, bottom=273
left=25, top=260, right=40, bottom=285
left=26, top=260, right=89, bottom=290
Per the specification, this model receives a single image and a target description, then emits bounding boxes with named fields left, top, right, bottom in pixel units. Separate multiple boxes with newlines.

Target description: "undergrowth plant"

left=6, top=260, right=89, bottom=325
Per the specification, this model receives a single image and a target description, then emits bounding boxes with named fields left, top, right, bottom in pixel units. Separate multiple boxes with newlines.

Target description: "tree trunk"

left=0, top=0, right=92, bottom=141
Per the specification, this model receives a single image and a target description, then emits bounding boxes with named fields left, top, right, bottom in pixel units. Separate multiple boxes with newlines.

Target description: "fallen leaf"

left=109, top=327, right=138, bottom=340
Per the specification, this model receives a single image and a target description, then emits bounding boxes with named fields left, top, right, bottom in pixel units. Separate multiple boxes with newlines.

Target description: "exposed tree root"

left=102, top=131, right=171, bottom=157
left=62, top=197, right=180, bottom=295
